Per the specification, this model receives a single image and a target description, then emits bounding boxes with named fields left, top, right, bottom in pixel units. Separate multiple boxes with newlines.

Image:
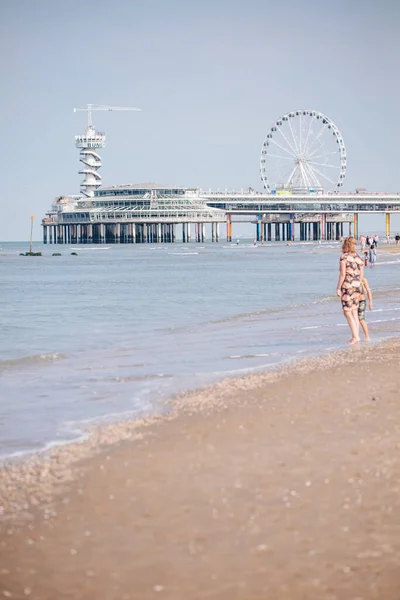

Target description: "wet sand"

left=1, top=339, right=400, bottom=599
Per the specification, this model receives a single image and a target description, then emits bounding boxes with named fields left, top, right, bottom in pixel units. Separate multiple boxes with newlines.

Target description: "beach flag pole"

left=29, top=216, right=34, bottom=254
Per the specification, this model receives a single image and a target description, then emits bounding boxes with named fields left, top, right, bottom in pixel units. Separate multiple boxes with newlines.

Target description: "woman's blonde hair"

left=342, top=236, right=356, bottom=253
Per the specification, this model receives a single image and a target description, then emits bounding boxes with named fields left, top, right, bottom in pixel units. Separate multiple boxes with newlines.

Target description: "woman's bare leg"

left=344, top=309, right=360, bottom=344
left=351, top=308, right=361, bottom=341
left=360, top=319, right=370, bottom=341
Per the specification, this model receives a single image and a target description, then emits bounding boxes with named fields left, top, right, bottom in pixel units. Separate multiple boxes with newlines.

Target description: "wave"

left=167, top=252, right=199, bottom=256
left=68, top=246, right=111, bottom=251
left=0, top=352, right=67, bottom=370
left=209, top=295, right=337, bottom=326
left=228, top=352, right=279, bottom=359
left=88, top=373, right=173, bottom=384
left=206, top=360, right=282, bottom=377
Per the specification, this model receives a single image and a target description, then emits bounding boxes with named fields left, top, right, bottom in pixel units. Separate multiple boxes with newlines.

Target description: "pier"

left=42, top=184, right=225, bottom=245
left=41, top=106, right=400, bottom=244
left=42, top=187, right=400, bottom=244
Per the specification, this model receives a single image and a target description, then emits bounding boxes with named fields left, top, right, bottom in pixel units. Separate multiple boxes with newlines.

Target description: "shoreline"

left=0, top=337, right=397, bottom=522
left=1, top=337, right=400, bottom=598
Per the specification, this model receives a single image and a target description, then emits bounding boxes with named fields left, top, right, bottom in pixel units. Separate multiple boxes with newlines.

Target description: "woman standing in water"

left=336, top=236, right=364, bottom=344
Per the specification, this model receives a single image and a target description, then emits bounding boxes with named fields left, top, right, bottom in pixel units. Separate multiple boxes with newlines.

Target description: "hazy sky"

left=1, top=0, right=400, bottom=240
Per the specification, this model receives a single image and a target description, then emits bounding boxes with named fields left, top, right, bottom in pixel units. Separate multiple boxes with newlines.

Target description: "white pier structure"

left=42, top=184, right=226, bottom=244
left=42, top=106, right=400, bottom=244
left=198, top=190, right=400, bottom=241
left=42, top=187, right=400, bottom=244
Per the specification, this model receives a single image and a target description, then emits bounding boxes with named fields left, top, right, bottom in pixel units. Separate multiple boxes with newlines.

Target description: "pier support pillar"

left=274, top=223, right=279, bottom=241
left=187, top=223, right=191, bottom=242
left=256, top=216, right=261, bottom=242
left=386, top=213, right=391, bottom=238
left=226, top=214, right=232, bottom=242
left=321, top=214, right=326, bottom=241
left=216, top=222, right=220, bottom=242
left=289, top=215, right=294, bottom=241
left=211, top=223, right=215, bottom=242
left=43, top=226, right=47, bottom=244
left=201, top=223, right=205, bottom=243
left=182, top=223, right=186, bottom=243
left=267, top=223, right=272, bottom=241
left=353, top=213, right=358, bottom=239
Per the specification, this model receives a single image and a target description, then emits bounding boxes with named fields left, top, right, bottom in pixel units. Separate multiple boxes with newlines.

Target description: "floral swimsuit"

left=340, top=252, right=364, bottom=310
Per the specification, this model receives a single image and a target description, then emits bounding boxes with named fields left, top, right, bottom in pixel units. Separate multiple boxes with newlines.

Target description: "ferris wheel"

left=260, top=110, right=346, bottom=192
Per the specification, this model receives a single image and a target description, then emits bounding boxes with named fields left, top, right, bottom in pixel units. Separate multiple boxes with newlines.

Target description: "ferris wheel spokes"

left=307, top=163, right=335, bottom=185
left=301, top=116, right=314, bottom=156
left=287, top=119, right=301, bottom=155
left=277, top=127, right=299, bottom=158
left=303, top=162, right=321, bottom=188
left=267, top=137, right=297, bottom=158
left=308, top=160, right=340, bottom=169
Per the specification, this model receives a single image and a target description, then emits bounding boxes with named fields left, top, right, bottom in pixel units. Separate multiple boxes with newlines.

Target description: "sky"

left=1, top=0, right=400, bottom=240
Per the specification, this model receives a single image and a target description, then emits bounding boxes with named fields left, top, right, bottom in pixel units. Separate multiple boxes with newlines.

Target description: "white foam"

left=167, top=252, right=199, bottom=256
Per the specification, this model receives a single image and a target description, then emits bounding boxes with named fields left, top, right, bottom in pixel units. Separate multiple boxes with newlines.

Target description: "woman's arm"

left=336, top=258, right=346, bottom=297
left=364, top=280, right=373, bottom=309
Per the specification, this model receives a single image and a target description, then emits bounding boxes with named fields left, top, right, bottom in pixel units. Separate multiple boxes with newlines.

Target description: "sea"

left=1, top=240, right=399, bottom=460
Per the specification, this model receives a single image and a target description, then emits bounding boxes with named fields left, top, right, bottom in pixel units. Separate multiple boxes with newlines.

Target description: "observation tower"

left=73, top=104, right=141, bottom=197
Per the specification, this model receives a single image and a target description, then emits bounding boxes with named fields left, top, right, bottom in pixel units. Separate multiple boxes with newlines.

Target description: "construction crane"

left=73, top=104, right=141, bottom=128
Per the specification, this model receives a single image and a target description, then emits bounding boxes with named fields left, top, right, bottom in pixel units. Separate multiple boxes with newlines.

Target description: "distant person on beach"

left=363, top=251, right=369, bottom=267
left=360, top=235, right=366, bottom=249
left=373, top=234, right=379, bottom=247
left=386, top=234, right=391, bottom=244
left=396, top=233, right=400, bottom=246
left=369, top=244, right=377, bottom=267
left=336, top=236, right=364, bottom=344
left=358, top=276, right=373, bottom=341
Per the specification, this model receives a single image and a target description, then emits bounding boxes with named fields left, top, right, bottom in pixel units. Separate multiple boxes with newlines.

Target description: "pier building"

left=42, top=184, right=225, bottom=245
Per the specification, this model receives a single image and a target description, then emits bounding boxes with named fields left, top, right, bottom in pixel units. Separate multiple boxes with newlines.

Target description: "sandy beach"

left=1, top=338, right=400, bottom=599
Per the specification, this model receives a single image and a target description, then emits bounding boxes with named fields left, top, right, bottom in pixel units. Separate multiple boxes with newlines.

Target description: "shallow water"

left=1, top=240, right=399, bottom=458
